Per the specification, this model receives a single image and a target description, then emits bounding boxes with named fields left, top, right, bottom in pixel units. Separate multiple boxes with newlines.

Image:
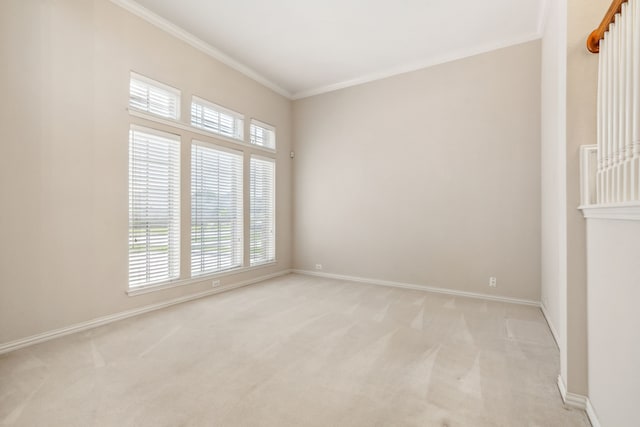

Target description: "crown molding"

left=112, top=0, right=544, bottom=102
left=109, top=0, right=292, bottom=99
left=291, top=32, right=543, bottom=100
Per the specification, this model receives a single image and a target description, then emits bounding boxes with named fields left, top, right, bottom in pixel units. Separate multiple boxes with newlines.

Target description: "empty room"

left=1, top=0, right=639, bottom=426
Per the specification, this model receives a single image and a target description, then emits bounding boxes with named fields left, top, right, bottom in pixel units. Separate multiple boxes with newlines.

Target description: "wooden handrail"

left=587, top=0, right=627, bottom=53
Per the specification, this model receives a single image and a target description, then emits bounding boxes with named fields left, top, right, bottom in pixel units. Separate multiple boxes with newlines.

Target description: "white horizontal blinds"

left=250, top=157, right=275, bottom=266
left=129, top=127, right=181, bottom=288
left=191, top=143, right=243, bottom=275
left=129, top=73, right=180, bottom=120
left=249, top=120, right=276, bottom=149
left=191, top=97, right=244, bottom=140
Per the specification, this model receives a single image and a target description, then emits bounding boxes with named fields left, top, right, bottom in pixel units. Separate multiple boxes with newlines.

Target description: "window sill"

left=126, top=261, right=278, bottom=296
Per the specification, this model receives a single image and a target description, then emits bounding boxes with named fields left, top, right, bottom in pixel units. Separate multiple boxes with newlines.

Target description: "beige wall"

left=293, top=41, right=541, bottom=301
left=586, top=220, right=640, bottom=427
left=0, top=0, right=292, bottom=345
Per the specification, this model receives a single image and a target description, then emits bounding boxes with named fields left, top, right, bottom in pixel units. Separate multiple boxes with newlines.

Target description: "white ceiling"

left=117, top=0, right=546, bottom=99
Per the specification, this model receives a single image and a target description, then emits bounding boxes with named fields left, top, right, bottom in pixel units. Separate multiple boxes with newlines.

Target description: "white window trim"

left=251, top=153, right=278, bottom=163
left=250, top=118, right=276, bottom=132
left=130, top=123, right=179, bottom=140
left=129, top=71, right=181, bottom=120
left=129, top=109, right=277, bottom=154
left=192, top=139, right=245, bottom=156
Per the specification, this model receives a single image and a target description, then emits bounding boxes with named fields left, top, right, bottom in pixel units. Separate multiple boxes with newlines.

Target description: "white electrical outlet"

left=212, top=280, right=221, bottom=288
left=489, top=277, right=497, bottom=287
left=315, top=264, right=323, bottom=270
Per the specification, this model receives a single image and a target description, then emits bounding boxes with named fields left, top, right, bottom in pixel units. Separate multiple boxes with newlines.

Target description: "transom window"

left=249, top=119, right=276, bottom=149
left=191, top=96, right=244, bottom=141
left=129, top=72, right=180, bottom=120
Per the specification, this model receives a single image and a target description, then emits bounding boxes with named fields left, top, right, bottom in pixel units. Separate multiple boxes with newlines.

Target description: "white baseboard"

left=292, top=269, right=540, bottom=307
left=0, top=269, right=291, bottom=355
left=557, top=375, right=602, bottom=427
left=586, top=398, right=602, bottom=427
left=540, top=303, right=560, bottom=349
left=557, top=375, right=587, bottom=410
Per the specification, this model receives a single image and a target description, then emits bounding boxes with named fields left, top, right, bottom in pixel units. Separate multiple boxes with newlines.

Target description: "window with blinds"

left=191, top=97, right=244, bottom=141
left=250, top=156, right=275, bottom=266
left=249, top=120, right=276, bottom=150
left=191, top=143, right=243, bottom=275
left=128, top=126, right=181, bottom=288
left=129, top=73, right=180, bottom=120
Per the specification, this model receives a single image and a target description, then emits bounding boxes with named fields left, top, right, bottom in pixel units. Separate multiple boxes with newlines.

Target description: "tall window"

left=126, top=74, right=279, bottom=291
left=250, top=156, right=275, bottom=266
left=191, top=97, right=244, bottom=141
left=191, top=143, right=243, bottom=275
left=249, top=119, right=276, bottom=149
left=129, top=72, right=180, bottom=120
left=128, top=126, right=181, bottom=288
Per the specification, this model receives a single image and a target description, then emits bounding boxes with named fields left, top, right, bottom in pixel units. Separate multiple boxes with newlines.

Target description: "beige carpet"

left=0, top=274, right=588, bottom=426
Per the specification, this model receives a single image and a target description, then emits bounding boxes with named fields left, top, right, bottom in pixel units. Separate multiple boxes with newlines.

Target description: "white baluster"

left=615, top=12, right=621, bottom=202
left=603, top=33, right=610, bottom=202
left=593, top=1, right=640, bottom=204
left=620, top=12, right=625, bottom=202
left=614, top=18, right=621, bottom=202
left=633, top=0, right=640, bottom=200
left=597, top=31, right=604, bottom=204
left=620, top=13, right=625, bottom=202
left=608, top=24, right=615, bottom=203
left=622, top=3, right=632, bottom=200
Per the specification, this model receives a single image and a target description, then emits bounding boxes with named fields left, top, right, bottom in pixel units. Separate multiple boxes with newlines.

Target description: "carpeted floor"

left=0, top=273, right=588, bottom=426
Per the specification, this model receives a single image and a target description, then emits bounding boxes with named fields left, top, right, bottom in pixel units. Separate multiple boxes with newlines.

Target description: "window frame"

left=126, top=73, right=279, bottom=296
